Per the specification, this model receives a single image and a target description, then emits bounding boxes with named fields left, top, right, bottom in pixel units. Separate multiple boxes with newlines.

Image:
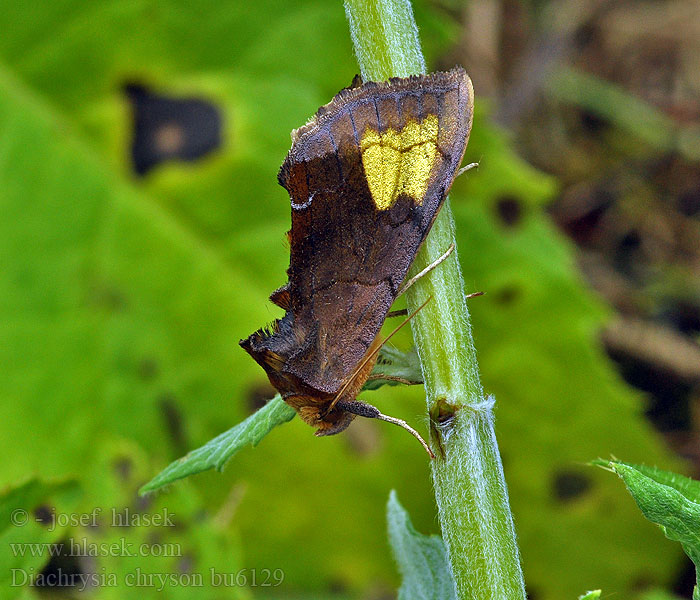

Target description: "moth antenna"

left=374, top=411, right=435, bottom=459
left=335, top=399, right=434, bottom=458
left=327, top=296, right=432, bottom=413
left=397, top=244, right=454, bottom=297
left=457, top=161, right=479, bottom=178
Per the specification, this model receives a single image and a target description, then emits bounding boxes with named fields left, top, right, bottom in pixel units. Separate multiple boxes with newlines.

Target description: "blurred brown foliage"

left=445, top=3, right=700, bottom=591
left=449, top=0, right=700, bottom=456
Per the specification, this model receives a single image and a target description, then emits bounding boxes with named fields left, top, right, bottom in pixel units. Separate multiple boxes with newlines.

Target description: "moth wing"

left=273, top=68, right=474, bottom=394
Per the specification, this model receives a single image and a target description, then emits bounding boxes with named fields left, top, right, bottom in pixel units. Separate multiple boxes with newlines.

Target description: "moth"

left=240, top=68, right=474, bottom=455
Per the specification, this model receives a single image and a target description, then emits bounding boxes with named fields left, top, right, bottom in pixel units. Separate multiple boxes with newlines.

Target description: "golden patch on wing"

left=360, top=114, right=439, bottom=210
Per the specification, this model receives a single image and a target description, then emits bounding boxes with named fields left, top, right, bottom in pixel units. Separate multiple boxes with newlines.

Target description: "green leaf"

left=142, top=345, right=423, bottom=494
left=366, top=346, right=423, bottom=390
left=0, top=478, right=81, bottom=596
left=617, top=463, right=700, bottom=503
left=599, top=459, right=700, bottom=593
left=0, top=1, right=684, bottom=596
left=578, top=591, right=601, bottom=600
left=387, top=491, right=457, bottom=600
left=89, top=440, right=248, bottom=600
left=140, top=396, right=295, bottom=494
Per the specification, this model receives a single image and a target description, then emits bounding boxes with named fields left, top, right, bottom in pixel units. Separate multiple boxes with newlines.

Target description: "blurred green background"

left=2, top=0, right=699, bottom=598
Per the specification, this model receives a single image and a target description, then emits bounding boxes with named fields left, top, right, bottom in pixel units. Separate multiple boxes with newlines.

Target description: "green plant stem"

left=344, top=1, right=526, bottom=598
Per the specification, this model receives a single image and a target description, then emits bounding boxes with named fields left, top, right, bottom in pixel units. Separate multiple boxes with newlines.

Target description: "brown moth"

left=240, top=67, right=474, bottom=454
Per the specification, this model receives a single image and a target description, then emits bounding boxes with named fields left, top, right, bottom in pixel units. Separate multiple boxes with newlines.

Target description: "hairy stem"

left=343, top=0, right=526, bottom=597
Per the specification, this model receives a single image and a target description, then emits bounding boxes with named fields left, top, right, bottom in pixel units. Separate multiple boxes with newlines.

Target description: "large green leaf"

left=599, top=459, right=700, bottom=597
left=387, top=491, right=456, bottom=600
left=0, top=62, right=254, bottom=597
left=140, top=396, right=295, bottom=494
left=0, top=1, right=685, bottom=598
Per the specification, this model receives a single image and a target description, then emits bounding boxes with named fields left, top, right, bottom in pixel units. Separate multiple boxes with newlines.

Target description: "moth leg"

left=327, top=297, right=431, bottom=418
left=457, top=161, right=479, bottom=179
left=391, top=243, right=478, bottom=314
left=396, top=243, right=485, bottom=301
left=366, top=374, right=421, bottom=385
left=396, top=243, right=455, bottom=297
left=335, top=399, right=434, bottom=459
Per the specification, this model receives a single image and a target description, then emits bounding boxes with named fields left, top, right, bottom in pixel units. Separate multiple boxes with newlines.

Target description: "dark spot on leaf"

left=678, top=187, right=700, bottom=217
left=552, top=469, right=592, bottom=501
left=672, top=556, right=697, bottom=597
left=552, top=187, right=613, bottom=244
left=246, top=383, right=276, bottom=413
left=605, top=344, right=692, bottom=432
left=113, top=456, right=133, bottom=482
left=613, top=230, right=643, bottom=278
left=192, top=509, right=208, bottom=524
left=629, top=572, right=654, bottom=592
left=495, top=195, right=523, bottom=227
left=124, top=83, right=223, bottom=176
left=525, top=584, right=540, bottom=599
left=565, top=204, right=608, bottom=243
left=33, top=505, right=53, bottom=526
left=159, top=395, right=187, bottom=456
left=177, top=554, right=196, bottom=574
left=134, top=494, right=153, bottom=512
left=573, top=22, right=598, bottom=49
left=659, top=300, right=700, bottom=335
left=579, top=109, right=610, bottom=134
left=619, top=230, right=641, bottom=251
left=89, top=284, right=127, bottom=312
left=328, top=578, right=348, bottom=594
left=138, top=358, right=159, bottom=381
left=363, top=585, right=394, bottom=600
left=494, top=285, right=521, bottom=305
left=36, top=540, right=86, bottom=590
